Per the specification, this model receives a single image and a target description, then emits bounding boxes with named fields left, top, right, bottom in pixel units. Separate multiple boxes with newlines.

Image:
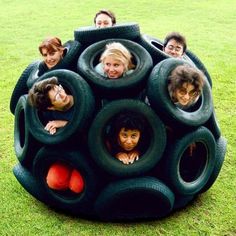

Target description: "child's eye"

left=179, top=89, right=186, bottom=95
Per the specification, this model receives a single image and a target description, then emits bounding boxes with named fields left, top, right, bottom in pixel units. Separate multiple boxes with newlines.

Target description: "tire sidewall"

left=147, top=58, right=213, bottom=127
left=88, top=99, right=166, bottom=177
left=77, top=38, right=153, bottom=98
left=26, top=69, right=95, bottom=145
left=163, top=126, right=216, bottom=195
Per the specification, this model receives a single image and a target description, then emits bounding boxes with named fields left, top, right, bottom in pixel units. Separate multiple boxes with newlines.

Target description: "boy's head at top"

left=28, top=77, right=74, bottom=112
left=163, top=32, right=187, bottom=58
left=99, top=42, right=135, bottom=79
left=94, top=9, right=116, bottom=28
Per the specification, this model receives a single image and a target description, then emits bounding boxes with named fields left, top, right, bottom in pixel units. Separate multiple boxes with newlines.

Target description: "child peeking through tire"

left=28, top=77, right=84, bottom=193
left=105, top=111, right=149, bottom=165
left=95, top=42, right=135, bottom=79
left=167, top=64, right=205, bottom=156
left=168, top=64, right=204, bottom=111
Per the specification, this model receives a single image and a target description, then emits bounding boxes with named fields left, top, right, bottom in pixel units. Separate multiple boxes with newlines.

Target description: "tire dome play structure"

left=10, top=22, right=227, bottom=221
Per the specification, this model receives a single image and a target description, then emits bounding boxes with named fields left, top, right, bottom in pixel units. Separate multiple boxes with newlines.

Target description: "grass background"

left=0, top=0, right=235, bottom=235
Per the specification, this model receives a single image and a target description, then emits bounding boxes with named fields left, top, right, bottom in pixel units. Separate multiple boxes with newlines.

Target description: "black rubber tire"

left=26, top=69, right=95, bottom=145
left=88, top=99, right=166, bottom=177
left=173, top=194, right=196, bottom=211
left=74, top=22, right=140, bottom=46
left=14, top=95, right=42, bottom=169
left=137, top=34, right=212, bottom=87
left=147, top=58, right=213, bottom=128
left=13, top=163, right=49, bottom=204
left=94, top=176, right=175, bottom=221
left=200, top=136, right=227, bottom=193
left=163, top=126, right=216, bottom=195
left=10, top=60, right=40, bottom=114
left=27, top=40, right=82, bottom=89
left=203, top=107, right=221, bottom=139
left=77, top=38, right=153, bottom=99
left=185, top=49, right=212, bottom=87
left=33, top=146, right=99, bottom=216
left=136, top=34, right=170, bottom=66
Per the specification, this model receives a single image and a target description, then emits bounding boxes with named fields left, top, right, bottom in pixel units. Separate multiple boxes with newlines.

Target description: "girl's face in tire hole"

left=103, top=56, right=125, bottom=79
left=118, top=128, right=141, bottom=151
left=174, top=82, right=199, bottom=106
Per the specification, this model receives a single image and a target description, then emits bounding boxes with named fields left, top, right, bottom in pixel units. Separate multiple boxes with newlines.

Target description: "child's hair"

left=163, top=32, right=187, bottom=53
left=28, top=77, right=59, bottom=111
left=39, top=36, right=65, bottom=55
left=107, top=110, right=149, bottom=152
left=168, top=64, right=204, bottom=103
left=100, top=42, right=135, bottom=72
left=94, top=9, right=116, bottom=25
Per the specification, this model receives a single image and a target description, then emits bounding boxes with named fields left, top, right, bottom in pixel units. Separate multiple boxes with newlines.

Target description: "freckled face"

left=103, top=56, right=125, bottom=79
left=118, top=128, right=141, bottom=151
left=41, top=48, right=63, bottom=69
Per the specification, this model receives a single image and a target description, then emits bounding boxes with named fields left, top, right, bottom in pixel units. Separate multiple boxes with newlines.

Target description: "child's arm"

left=44, top=120, right=68, bottom=135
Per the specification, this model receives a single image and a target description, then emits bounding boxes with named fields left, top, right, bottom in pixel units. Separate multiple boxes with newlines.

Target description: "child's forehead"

left=104, top=55, right=122, bottom=62
left=120, top=127, right=140, bottom=132
left=180, top=82, right=195, bottom=89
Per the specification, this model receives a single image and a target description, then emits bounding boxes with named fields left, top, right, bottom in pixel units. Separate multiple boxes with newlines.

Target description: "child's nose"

left=126, top=137, right=132, bottom=143
left=183, top=93, right=190, bottom=99
left=109, top=66, right=115, bottom=71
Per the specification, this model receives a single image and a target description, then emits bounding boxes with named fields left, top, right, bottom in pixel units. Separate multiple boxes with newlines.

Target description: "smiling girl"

left=106, top=111, right=148, bottom=165
left=168, top=64, right=204, bottom=111
left=95, top=42, right=135, bottom=79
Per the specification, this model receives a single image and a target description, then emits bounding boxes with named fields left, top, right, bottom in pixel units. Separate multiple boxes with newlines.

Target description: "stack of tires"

left=11, top=23, right=227, bottom=221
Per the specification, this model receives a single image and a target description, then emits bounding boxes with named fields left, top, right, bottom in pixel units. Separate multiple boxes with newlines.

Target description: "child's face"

left=174, top=82, right=199, bottom=106
left=95, top=13, right=113, bottom=28
left=118, top=128, right=141, bottom=151
left=41, top=47, right=63, bottom=69
left=47, top=85, right=73, bottom=111
left=103, top=56, right=125, bottom=79
left=164, top=39, right=184, bottom=58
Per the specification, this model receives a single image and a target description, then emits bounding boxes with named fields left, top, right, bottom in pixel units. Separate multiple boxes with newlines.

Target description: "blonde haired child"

left=95, top=42, right=135, bottom=79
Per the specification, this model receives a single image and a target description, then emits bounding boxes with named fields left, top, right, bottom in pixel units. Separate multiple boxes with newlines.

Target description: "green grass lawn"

left=0, top=0, right=236, bottom=235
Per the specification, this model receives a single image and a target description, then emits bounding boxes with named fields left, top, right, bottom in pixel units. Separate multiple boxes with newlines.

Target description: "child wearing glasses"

left=168, top=64, right=204, bottom=156
left=28, top=76, right=74, bottom=135
left=163, top=32, right=187, bottom=58
left=95, top=42, right=135, bottom=79
left=28, top=77, right=84, bottom=194
left=106, top=111, right=149, bottom=165
left=168, top=64, right=204, bottom=111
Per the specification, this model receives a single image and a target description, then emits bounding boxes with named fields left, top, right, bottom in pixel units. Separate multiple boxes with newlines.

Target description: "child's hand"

left=116, top=152, right=130, bottom=165
left=128, top=150, right=140, bottom=164
left=44, top=120, right=68, bottom=135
